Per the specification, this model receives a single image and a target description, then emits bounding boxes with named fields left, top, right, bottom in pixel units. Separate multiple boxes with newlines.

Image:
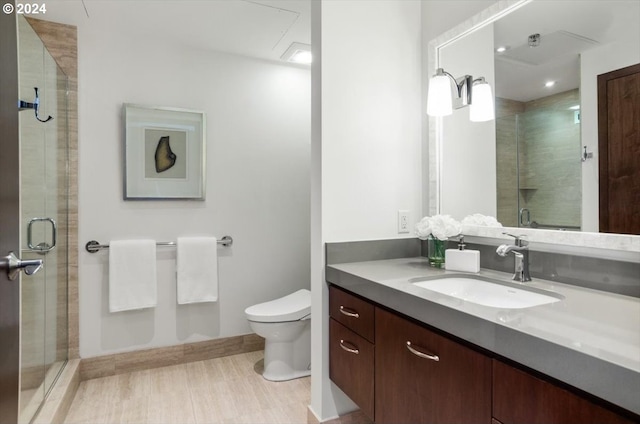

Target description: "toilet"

left=245, top=289, right=311, bottom=381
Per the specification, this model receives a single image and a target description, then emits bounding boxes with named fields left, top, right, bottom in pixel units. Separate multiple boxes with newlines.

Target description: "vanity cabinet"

left=328, top=284, right=636, bottom=424
left=328, top=286, right=375, bottom=420
left=375, top=307, right=492, bottom=424
left=493, top=360, right=634, bottom=424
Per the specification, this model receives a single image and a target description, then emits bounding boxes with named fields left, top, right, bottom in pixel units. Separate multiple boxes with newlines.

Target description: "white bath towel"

left=109, top=239, right=157, bottom=312
left=177, top=237, right=219, bottom=304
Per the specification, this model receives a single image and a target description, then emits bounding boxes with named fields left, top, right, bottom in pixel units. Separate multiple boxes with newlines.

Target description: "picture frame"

left=123, top=104, right=206, bottom=200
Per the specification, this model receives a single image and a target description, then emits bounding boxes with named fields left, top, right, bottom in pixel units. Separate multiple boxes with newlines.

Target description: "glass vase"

left=428, top=235, right=446, bottom=268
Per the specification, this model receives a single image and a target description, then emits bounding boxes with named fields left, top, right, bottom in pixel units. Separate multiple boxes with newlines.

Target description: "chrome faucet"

left=496, top=233, right=531, bottom=282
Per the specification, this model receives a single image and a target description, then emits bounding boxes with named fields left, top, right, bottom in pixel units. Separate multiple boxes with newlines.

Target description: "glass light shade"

left=427, top=74, right=453, bottom=116
left=469, top=82, right=494, bottom=122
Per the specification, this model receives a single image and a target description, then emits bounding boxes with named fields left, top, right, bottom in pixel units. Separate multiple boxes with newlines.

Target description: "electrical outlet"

left=398, top=210, right=410, bottom=234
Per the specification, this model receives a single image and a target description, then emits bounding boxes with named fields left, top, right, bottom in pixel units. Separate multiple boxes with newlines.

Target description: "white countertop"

left=327, top=257, right=640, bottom=414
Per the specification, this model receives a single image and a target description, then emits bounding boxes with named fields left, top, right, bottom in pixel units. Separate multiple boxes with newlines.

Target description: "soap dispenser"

left=445, top=236, right=480, bottom=273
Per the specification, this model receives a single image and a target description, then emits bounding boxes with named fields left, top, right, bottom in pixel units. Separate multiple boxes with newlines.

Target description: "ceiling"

left=493, top=0, right=640, bottom=102
left=40, top=0, right=311, bottom=64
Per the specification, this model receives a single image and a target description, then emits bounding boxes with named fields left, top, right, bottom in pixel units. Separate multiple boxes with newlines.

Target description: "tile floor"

left=64, top=351, right=311, bottom=424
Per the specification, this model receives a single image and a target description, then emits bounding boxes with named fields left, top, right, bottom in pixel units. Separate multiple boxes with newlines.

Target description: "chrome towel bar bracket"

left=85, top=236, right=233, bottom=253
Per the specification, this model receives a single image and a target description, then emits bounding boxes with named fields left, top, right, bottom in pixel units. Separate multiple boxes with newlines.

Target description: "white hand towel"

left=109, top=239, right=157, bottom=312
left=177, top=237, right=218, bottom=304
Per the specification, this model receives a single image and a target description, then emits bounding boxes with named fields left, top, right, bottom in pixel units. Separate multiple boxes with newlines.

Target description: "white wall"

left=439, top=24, right=497, bottom=220
left=580, top=35, right=640, bottom=232
left=77, top=26, right=311, bottom=357
left=310, top=0, right=422, bottom=420
left=320, top=2, right=423, bottom=242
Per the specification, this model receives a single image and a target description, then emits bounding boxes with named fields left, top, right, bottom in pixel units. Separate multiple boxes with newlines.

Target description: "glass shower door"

left=17, top=16, right=69, bottom=424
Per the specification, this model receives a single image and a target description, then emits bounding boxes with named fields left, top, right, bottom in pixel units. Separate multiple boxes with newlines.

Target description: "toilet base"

left=262, top=365, right=311, bottom=382
left=259, top=320, right=311, bottom=381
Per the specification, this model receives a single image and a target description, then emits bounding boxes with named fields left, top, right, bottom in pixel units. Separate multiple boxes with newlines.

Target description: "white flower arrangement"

left=415, top=214, right=462, bottom=241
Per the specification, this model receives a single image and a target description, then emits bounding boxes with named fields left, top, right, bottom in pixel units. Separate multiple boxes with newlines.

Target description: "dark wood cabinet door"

left=493, top=360, right=634, bottom=424
left=375, top=308, right=491, bottom=424
left=329, top=319, right=375, bottom=421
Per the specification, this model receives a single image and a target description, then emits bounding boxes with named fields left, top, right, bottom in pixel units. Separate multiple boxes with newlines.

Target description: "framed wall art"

left=123, top=104, right=205, bottom=200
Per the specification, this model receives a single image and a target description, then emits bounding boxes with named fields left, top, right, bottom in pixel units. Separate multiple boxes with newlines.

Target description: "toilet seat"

left=245, top=289, right=311, bottom=323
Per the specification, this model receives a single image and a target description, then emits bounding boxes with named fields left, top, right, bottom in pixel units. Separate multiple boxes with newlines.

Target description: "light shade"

left=469, top=80, right=494, bottom=122
left=427, top=74, right=453, bottom=116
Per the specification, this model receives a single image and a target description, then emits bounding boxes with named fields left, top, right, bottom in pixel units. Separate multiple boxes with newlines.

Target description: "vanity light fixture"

left=545, top=80, right=556, bottom=88
left=426, top=67, right=495, bottom=122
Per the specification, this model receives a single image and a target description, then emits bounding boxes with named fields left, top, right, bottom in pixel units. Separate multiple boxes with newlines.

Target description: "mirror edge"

left=427, top=0, right=640, bottom=255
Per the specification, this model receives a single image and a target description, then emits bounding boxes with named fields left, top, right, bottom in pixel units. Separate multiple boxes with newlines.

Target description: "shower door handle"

left=27, top=217, right=57, bottom=252
left=0, top=252, right=43, bottom=281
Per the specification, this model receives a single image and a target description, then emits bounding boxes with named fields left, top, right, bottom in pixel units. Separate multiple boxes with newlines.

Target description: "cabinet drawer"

left=329, top=318, right=374, bottom=421
left=493, top=360, right=633, bottom=424
left=329, top=285, right=375, bottom=342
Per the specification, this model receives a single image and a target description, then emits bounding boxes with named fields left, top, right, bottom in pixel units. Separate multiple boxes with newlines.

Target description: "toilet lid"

left=245, top=289, right=311, bottom=323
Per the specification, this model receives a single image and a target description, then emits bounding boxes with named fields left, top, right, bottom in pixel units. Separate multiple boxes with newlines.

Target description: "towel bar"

left=85, top=236, right=233, bottom=253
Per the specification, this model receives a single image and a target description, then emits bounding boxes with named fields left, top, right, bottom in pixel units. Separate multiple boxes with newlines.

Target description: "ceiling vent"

left=497, top=30, right=599, bottom=66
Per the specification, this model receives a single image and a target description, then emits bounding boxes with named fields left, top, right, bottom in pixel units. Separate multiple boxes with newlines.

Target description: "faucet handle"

left=502, top=232, right=528, bottom=247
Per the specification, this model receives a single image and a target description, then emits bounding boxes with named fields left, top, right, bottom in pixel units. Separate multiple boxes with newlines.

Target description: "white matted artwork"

left=124, top=104, right=205, bottom=200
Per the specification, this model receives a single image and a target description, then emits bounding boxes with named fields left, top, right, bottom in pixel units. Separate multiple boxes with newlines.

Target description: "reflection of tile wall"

left=495, top=98, right=524, bottom=227
left=495, top=90, right=581, bottom=230
left=521, top=90, right=581, bottom=229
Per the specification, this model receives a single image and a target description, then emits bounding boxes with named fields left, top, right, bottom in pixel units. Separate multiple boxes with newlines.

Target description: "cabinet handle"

left=339, top=306, right=360, bottom=318
left=339, top=339, right=359, bottom=355
left=406, top=341, right=439, bottom=361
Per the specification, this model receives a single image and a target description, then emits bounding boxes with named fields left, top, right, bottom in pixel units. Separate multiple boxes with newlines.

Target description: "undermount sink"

left=411, top=275, right=563, bottom=309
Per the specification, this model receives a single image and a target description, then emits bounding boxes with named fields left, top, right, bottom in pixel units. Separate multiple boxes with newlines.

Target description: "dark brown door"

left=0, top=9, right=21, bottom=424
left=598, top=63, right=640, bottom=234
left=375, top=308, right=491, bottom=424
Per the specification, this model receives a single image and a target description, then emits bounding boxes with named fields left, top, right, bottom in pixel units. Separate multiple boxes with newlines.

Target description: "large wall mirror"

left=428, top=0, right=640, bottom=253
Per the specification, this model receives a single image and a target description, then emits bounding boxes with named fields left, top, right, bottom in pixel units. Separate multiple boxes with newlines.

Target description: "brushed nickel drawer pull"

left=406, top=341, right=439, bottom=361
left=339, top=340, right=360, bottom=355
left=339, top=306, right=360, bottom=318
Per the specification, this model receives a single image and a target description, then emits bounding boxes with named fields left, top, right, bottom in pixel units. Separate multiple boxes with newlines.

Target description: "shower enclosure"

left=17, top=16, right=70, bottom=424
left=496, top=90, right=582, bottom=231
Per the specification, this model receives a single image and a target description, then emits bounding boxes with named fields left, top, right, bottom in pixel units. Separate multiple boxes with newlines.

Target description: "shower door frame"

left=0, top=10, right=21, bottom=424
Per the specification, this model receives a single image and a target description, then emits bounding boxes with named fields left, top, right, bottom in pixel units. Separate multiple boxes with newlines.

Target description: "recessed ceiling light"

left=290, top=50, right=312, bottom=64
left=281, top=42, right=312, bottom=65
left=568, top=105, right=580, bottom=110
left=496, top=46, right=508, bottom=53
left=545, top=81, right=556, bottom=88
